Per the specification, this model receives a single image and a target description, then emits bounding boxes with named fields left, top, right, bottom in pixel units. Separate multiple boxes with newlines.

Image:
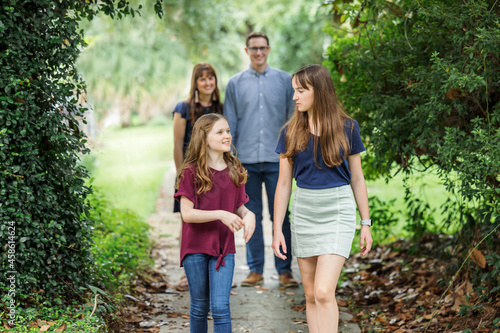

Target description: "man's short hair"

left=246, top=32, right=269, bottom=47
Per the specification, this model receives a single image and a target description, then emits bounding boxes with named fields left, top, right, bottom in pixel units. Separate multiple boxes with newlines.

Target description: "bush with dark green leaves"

left=89, top=192, right=153, bottom=292
left=0, top=0, right=162, bottom=310
left=323, top=2, right=500, bottom=323
left=323, top=0, right=499, bottom=237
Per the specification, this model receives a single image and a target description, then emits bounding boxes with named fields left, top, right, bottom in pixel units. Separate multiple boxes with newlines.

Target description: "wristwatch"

left=360, top=219, right=372, bottom=226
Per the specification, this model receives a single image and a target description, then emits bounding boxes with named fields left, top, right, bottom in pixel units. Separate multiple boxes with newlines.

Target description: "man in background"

left=224, top=32, right=298, bottom=288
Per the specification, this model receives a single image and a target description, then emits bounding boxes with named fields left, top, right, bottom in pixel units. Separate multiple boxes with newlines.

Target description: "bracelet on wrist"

left=360, top=219, right=372, bottom=226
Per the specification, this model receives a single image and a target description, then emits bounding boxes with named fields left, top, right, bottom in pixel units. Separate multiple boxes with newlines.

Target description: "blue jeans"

left=243, top=162, right=293, bottom=275
left=182, top=253, right=235, bottom=333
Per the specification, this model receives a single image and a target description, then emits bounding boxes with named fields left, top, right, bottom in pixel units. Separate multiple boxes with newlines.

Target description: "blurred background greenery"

left=77, top=0, right=449, bottom=239
left=77, top=0, right=327, bottom=128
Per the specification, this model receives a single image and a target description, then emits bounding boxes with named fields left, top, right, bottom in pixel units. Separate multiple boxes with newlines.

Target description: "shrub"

left=323, top=0, right=500, bottom=236
left=89, top=192, right=153, bottom=292
left=0, top=0, right=162, bottom=312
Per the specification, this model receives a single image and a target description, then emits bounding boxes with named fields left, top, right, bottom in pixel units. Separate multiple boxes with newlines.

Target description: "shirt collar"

left=247, top=64, right=270, bottom=76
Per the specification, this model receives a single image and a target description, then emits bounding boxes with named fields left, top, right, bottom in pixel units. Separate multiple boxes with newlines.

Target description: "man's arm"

left=285, top=77, right=295, bottom=120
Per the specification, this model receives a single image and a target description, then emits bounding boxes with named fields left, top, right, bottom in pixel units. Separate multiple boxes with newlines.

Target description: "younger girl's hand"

left=242, top=211, right=256, bottom=243
left=272, top=232, right=287, bottom=261
left=219, top=211, right=243, bottom=233
left=359, top=225, right=373, bottom=256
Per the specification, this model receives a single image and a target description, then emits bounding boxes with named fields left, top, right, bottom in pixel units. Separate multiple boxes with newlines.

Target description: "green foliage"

left=351, top=195, right=401, bottom=254
left=77, top=0, right=329, bottom=127
left=0, top=0, right=162, bottom=312
left=367, top=195, right=400, bottom=241
left=323, top=0, right=500, bottom=233
left=77, top=10, right=191, bottom=126
left=269, top=3, right=327, bottom=73
left=403, top=179, right=437, bottom=240
left=162, top=0, right=244, bottom=73
left=81, top=122, right=173, bottom=218
left=1, top=304, right=107, bottom=332
left=1, top=0, right=94, bottom=307
left=90, top=192, right=153, bottom=291
left=159, top=0, right=328, bottom=74
left=474, top=252, right=500, bottom=303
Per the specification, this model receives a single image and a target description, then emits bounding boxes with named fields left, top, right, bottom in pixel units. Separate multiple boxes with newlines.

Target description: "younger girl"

left=272, top=64, right=373, bottom=333
left=175, top=113, right=255, bottom=333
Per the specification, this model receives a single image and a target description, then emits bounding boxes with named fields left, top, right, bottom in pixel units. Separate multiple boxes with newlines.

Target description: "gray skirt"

left=291, top=185, right=356, bottom=259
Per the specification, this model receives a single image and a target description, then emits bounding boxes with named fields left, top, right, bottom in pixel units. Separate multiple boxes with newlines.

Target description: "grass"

left=82, top=115, right=173, bottom=219
left=1, top=304, right=107, bottom=332
left=367, top=169, right=448, bottom=218
left=366, top=168, right=453, bottom=236
left=89, top=192, right=154, bottom=292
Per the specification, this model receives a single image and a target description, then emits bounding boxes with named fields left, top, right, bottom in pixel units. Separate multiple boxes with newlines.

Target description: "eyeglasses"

left=247, top=46, right=269, bottom=53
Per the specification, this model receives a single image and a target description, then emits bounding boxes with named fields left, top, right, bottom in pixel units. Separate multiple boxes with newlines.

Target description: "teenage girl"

left=272, top=64, right=373, bottom=333
left=175, top=113, right=256, bottom=333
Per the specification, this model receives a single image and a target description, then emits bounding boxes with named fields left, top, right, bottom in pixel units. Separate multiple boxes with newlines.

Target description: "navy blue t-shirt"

left=275, top=119, right=365, bottom=189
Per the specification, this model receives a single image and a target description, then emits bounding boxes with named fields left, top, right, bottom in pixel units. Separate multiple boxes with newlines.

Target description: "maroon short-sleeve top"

left=174, top=165, right=248, bottom=270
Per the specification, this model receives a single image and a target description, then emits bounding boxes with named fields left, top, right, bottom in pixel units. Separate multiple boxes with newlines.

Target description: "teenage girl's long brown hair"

left=176, top=113, right=247, bottom=194
left=188, top=63, right=223, bottom=125
left=283, top=64, right=353, bottom=167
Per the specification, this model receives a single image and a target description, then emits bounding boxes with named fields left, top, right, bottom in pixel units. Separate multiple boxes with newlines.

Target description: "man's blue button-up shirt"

left=224, top=65, right=295, bottom=164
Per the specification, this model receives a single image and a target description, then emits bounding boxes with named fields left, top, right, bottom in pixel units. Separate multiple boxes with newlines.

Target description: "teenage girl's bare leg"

left=297, top=256, right=319, bottom=333
left=297, top=255, right=346, bottom=333
left=315, top=254, right=345, bottom=332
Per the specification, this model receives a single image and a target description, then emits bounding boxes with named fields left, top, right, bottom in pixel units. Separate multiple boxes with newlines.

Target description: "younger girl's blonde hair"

left=176, top=113, right=247, bottom=194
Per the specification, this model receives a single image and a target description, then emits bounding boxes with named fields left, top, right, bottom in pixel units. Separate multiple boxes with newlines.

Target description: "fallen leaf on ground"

left=55, top=323, right=67, bottom=332
left=292, top=305, right=305, bottom=312
left=124, top=314, right=143, bottom=323
left=337, top=299, right=348, bottom=306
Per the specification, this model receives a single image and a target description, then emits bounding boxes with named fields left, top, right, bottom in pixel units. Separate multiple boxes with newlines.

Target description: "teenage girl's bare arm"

left=272, top=155, right=293, bottom=260
left=173, top=112, right=187, bottom=174
left=179, top=196, right=243, bottom=233
left=348, top=153, right=373, bottom=256
left=235, top=205, right=256, bottom=243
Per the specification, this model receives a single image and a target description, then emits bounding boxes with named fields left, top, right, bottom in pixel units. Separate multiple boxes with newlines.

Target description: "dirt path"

left=144, top=164, right=361, bottom=333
